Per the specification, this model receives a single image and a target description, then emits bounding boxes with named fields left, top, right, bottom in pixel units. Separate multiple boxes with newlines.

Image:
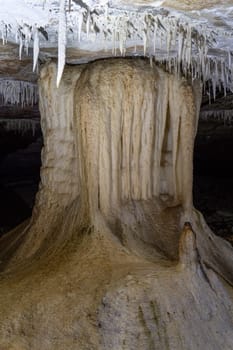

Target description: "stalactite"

left=0, top=118, right=40, bottom=136
left=0, top=2, right=232, bottom=93
left=57, top=0, right=67, bottom=87
left=0, top=79, right=38, bottom=106
left=200, top=109, right=233, bottom=124
left=33, top=28, right=39, bottom=72
left=74, top=6, right=232, bottom=96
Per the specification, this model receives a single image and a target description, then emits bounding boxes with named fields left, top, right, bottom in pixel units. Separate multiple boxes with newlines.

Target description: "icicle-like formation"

left=67, top=5, right=233, bottom=96
left=33, top=28, right=40, bottom=72
left=0, top=1, right=232, bottom=92
left=0, top=79, right=38, bottom=106
left=14, top=24, right=37, bottom=61
left=200, top=110, right=233, bottom=124
left=57, top=0, right=67, bottom=87
left=0, top=118, right=40, bottom=136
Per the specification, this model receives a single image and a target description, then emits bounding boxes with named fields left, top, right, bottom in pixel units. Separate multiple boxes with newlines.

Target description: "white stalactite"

left=0, top=79, right=38, bottom=106
left=56, top=0, right=67, bottom=87
left=200, top=109, right=233, bottom=124
left=77, top=11, right=83, bottom=42
left=19, top=34, right=23, bottom=60
left=33, top=28, right=40, bottom=72
left=0, top=2, right=231, bottom=94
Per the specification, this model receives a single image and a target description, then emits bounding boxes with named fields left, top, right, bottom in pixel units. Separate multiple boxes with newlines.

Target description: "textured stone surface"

left=0, top=59, right=232, bottom=349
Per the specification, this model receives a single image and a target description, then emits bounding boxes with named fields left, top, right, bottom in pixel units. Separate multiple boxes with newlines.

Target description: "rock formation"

left=0, top=58, right=232, bottom=349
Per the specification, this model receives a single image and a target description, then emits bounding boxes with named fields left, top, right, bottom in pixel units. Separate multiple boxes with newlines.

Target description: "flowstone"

left=0, top=59, right=232, bottom=350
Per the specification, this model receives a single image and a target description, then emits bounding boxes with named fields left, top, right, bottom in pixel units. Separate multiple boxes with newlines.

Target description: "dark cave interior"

left=193, top=90, right=233, bottom=244
left=0, top=104, right=42, bottom=235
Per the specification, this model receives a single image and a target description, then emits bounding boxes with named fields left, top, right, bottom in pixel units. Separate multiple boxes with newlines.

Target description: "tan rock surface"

left=0, top=59, right=232, bottom=349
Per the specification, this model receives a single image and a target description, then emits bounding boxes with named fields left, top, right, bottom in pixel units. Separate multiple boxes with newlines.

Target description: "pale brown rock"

left=0, top=59, right=232, bottom=349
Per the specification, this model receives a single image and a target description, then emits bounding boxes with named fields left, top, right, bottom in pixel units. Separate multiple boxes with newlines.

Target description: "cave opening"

left=193, top=89, right=233, bottom=244
left=0, top=102, right=42, bottom=236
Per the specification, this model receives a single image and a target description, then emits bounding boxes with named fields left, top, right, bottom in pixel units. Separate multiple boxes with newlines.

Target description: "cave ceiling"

left=0, top=1, right=232, bottom=95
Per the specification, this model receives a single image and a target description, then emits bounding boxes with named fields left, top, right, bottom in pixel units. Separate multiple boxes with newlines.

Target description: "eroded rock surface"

left=0, top=59, right=232, bottom=349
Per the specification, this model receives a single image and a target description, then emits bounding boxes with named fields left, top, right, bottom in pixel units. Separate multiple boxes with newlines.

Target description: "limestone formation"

left=0, top=58, right=232, bottom=349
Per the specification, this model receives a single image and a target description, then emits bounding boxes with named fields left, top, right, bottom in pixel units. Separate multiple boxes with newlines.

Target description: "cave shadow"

left=0, top=110, right=42, bottom=236
left=193, top=118, right=233, bottom=244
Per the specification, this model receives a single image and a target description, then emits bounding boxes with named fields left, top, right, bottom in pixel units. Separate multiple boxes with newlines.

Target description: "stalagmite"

left=0, top=59, right=232, bottom=349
